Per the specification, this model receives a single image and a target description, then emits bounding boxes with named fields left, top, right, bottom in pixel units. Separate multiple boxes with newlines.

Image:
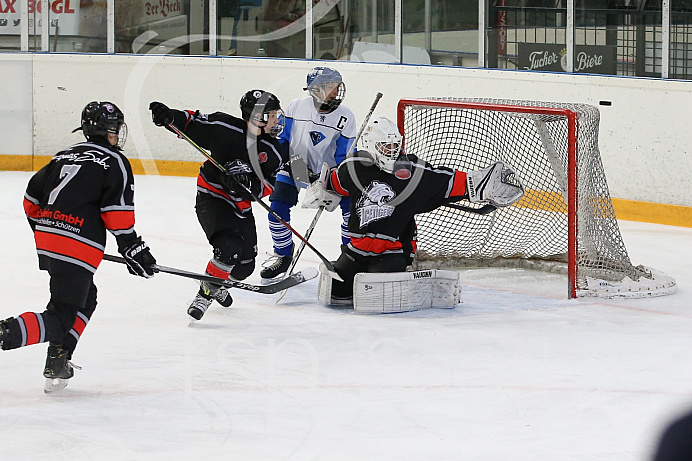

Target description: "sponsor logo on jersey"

left=309, top=131, right=326, bottom=146
left=54, top=151, right=110, bottom=169
left=356, top=180, right=395, bottom=227
left=258, top=152, right=268, bottom=163
left=37, top=209, right=85, bottom=228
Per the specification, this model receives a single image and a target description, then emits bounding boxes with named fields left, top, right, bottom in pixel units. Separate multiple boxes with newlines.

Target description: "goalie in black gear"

left=148, top=90, right=289, bottom=322
left=301, top=116, right=524, bottom=304
left=0, top=101, right=156, bottom=392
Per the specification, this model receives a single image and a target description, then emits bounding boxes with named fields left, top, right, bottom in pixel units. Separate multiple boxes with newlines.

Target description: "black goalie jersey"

left=23, top=141, right=140, bottom=274
left=170, top=109, right=288, bottom=217
left=327, top=151, right=470, bottom=261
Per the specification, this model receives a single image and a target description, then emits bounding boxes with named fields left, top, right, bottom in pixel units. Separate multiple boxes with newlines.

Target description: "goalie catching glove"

left=467, top=161, right=524, bottom=207
left=301, top=162, right=341, bottom=212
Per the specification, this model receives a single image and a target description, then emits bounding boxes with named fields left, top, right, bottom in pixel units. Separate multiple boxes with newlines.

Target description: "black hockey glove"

left=221, top=160, right=262, bottom=200
left=118, top=237, right=157, bottom=278
left=149, top=101, right=173, bottom=127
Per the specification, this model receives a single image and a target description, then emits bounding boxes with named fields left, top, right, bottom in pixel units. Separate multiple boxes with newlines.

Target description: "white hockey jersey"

left=279, top=97, right=357, bottom=173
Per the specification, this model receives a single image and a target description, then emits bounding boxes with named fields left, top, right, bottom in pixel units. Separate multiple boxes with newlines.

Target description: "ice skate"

left=0, top=317, right=12, bottom=349
left=200, top=281, right=233, bottom=308
left=187, top=292, right=213, bottom=324
left=260, top=251, right=293, bottom=280
left=43, top=344, right=80, bottom=393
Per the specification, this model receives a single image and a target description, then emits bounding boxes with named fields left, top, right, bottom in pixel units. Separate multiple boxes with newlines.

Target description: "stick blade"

left=298, top=266, right=319, bottom=281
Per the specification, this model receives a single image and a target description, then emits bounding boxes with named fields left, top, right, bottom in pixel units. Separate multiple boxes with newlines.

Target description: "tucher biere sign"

left=518, top=43, right=616, bottom=74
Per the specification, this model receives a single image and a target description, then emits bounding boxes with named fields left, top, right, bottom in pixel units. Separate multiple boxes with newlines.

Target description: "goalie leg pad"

left=317, top=263, right=353, bottom=306
left=353, top=270, right=462, bottom=314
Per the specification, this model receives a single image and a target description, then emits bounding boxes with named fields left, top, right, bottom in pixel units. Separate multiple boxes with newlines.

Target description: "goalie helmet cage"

left=397, top=97, right=676, bottom=299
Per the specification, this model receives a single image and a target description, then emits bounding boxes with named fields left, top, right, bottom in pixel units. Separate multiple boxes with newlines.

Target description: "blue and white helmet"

left=304, top=67, right=345, bottom=113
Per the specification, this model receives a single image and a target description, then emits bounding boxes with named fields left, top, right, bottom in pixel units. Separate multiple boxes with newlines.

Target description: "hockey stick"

left=166, top=122, right=342, bottom=280
left=444, top=203, right=497, bottom=215
left=275, top=92, right=384, bottom=302
left=103, top=254, right=318, bottom=294
left=355, top=92, right=383, bottom=144
left=274, top=206, right=324, bottom=302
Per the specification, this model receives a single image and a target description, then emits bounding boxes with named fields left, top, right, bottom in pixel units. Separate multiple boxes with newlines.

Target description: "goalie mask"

left=74, top=101, right=127, bottom=149
left=240, top=89, right=284, bottom=137
left=359, top=117, right=403, bottom=174
left=304, top=67, right=345, bottom=113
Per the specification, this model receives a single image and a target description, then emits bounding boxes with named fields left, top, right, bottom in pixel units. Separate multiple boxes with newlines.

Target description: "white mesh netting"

left=401, top=98, right=675, bottom=298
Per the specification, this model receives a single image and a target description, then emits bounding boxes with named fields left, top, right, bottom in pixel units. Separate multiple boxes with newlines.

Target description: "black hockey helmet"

left=240, top=90, right=284, bottom=136
left=73, top=101, right=127, bottom=149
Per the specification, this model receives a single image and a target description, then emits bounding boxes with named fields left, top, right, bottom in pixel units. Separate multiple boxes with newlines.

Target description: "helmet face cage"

left=263, top=109, right=285, bottom=137
left=115, top=123, right=128, bottom=149
left=305, top=67, right=345, bottom=112
left=307, top=81, right=345, bottom=112
left=81, top=101, right=126, bottom=148
left=359, top=117, right=402, bottom=173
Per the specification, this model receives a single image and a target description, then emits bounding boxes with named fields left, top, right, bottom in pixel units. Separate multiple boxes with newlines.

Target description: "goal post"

left=397, top=97, right=676, bottom=299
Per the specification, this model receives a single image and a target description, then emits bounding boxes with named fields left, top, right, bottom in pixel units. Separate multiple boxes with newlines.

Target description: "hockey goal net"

left=398, top=98, right=676, bottom=299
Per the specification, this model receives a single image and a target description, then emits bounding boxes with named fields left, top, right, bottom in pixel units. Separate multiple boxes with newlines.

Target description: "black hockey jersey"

left=171, top=109, right=288, bottom=218
left=328, top=151, right=470, bottom=260
left=23, top=141, right=140, bottom=274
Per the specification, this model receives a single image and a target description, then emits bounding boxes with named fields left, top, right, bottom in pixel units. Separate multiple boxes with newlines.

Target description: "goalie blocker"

left=317, top=264, right=461, bottom=313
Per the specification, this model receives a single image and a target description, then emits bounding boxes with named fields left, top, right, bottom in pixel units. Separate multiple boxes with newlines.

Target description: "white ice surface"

left=1, top=171, right=692, bottom=460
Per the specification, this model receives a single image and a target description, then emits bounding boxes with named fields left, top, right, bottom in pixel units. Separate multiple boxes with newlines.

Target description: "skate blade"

left=44, top=377, right=69, bottom=393
left=188, top=315, right=198, bottom=326
left=260, top=275, right=284, bottom=285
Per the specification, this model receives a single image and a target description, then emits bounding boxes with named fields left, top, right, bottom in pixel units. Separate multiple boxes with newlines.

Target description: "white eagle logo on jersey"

left=357, top=180, right=395, bottom=227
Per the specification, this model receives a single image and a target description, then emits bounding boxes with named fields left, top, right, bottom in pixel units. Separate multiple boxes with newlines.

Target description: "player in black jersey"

left=653, top=409, right=692, bottom=461
left=149, top=90, right=289, bottom=322
left=302, top=117, right=525, bottom=302
left=0, top=101, right=157, bottom=392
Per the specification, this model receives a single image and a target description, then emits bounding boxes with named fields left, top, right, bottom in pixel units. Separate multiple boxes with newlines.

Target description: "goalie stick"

left=103, top=254, right=318, bottom=294
left=274, top=206, right=324, bottom=302
left=444, top=203, right=497, bottom=215
left=166, top=122, right=342, bottom=281
left=355, top=92, right=384, bottom=146
left=275, top=92, right=384, bottom=303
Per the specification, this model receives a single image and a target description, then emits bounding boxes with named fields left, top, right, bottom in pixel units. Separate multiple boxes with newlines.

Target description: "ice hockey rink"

left=1, top=171, right=691, bottom=460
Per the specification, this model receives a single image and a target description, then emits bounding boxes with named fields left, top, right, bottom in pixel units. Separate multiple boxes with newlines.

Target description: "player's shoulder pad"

left=346, top=149, right=376, bottom=165
left=207, top=111, right=242, bottom=125
left=286, top=97, right=307, bottom=114
left=340, top=104, right=356, bottom=119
